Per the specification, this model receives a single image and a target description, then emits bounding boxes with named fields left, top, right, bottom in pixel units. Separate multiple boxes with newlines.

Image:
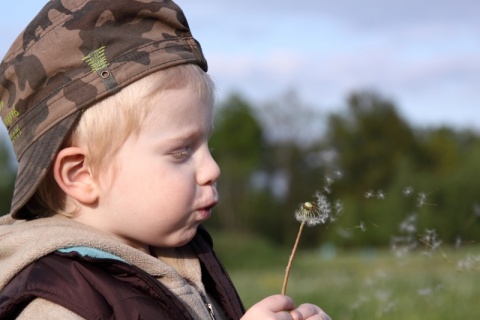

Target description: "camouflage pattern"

left=0, top=0, right=208, bottom=219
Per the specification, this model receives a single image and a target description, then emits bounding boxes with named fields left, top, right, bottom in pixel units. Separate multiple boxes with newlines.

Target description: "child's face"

left=92, top=86, right=220, bottom=252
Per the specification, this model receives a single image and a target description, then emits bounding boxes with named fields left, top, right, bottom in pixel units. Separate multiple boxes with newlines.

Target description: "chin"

left=174, top=229, right=198, bottom=247
left=153, top=226, right=199, bottom=248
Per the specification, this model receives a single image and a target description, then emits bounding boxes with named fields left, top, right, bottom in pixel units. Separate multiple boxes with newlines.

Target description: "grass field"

left=210, top=231, right=480, bottom=320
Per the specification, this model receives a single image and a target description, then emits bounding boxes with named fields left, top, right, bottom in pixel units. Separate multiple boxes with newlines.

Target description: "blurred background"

left=1, top=1, right=480, bottom=318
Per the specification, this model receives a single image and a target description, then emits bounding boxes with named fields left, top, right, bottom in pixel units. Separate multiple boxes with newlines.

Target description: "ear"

left=53, top=147, right=99, bottom=205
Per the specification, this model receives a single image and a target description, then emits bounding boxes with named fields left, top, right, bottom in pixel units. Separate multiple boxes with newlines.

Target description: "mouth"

left=197, top=200, right=218, bottom=220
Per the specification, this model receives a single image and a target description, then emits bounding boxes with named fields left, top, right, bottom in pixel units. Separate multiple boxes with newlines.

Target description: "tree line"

left=208, top=90, right=480, bottom=249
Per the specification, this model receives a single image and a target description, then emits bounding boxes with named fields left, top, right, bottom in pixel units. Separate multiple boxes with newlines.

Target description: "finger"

left=242, top=295, right=297, bottom=320
left=288, top=309, right=303, bottom=320
left=278, top=310, right=295, bottom=320
left=295, top=304, right=331, bottom=320
left=259, top=294, right=295, bottom=313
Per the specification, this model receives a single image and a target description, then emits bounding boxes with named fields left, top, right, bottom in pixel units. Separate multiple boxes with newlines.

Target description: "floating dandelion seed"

left=282, top=192, right=331, bottom=295
left=416, top=191, right=437, bottom=208
left=376, top=190, right=386, bottom=199
left=355, top=221, right=367, bottom=232
left=457, top=255, right=480, bottom=272
left=334, top=200, right=344, bottom=215
left=399, top=214, right=417, bottom=234
left=455, top=236, right=462, bottom=248
left=420, top=229, right=442, bottom=252
left=391, top=214, right=419, bottom=258
left=324, top=174, right=334, bottom=186
left=403, top=186, right=414, bottom=197
left=417, top=192, right=427, bottom=207
left=333, top=170, right=343, bottom=179
left=315, top=192, right=331, bottom=220
left=417, top=287, right=433, bottom=296
left=473, top=203, right=480, bottom=217
left=365, top=190, right=375, bottom=199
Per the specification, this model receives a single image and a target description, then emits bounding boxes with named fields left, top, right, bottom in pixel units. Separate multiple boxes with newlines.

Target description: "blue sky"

left=1, top=0, right=479, bottom=133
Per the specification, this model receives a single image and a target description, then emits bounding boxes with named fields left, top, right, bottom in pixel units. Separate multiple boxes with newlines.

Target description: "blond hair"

left=26, top=64, right=215, bottom=217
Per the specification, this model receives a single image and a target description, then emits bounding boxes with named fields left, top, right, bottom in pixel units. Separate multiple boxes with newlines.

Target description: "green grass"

left=210, top=231, right=480, bottom=320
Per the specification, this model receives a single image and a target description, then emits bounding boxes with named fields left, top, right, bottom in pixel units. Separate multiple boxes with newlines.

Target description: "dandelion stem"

left=282, top=221, right=305, bottom=295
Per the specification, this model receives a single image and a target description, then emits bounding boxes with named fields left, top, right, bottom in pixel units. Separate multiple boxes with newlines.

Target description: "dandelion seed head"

left=294, top=193, right=331, bottom=226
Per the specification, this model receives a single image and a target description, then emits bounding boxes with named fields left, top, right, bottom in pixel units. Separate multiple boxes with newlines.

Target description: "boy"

left=0, top=1, right=331, bottom=319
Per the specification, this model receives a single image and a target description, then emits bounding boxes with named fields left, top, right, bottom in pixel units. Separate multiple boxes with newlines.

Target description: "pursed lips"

left=195, top=186, right=218, bottom=218
left=194, top=196, right=218, bottom=221
left=199, top=199, right=218, bottom=212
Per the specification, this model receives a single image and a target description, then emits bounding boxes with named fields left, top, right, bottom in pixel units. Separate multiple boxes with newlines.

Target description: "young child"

left=0, top=1, right=331, bottom=319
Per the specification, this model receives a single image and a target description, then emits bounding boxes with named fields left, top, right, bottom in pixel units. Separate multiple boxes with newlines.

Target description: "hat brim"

left=11, top=112, right=82, bottom=220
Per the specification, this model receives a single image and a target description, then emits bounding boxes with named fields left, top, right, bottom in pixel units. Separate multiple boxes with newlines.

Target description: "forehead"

left=138, top=67, right=214, bottom=107
left=145, top=86, right=214, bottom=126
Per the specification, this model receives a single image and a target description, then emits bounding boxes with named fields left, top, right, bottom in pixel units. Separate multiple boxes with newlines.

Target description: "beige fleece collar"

left=0, top=214, right=215, bottom=319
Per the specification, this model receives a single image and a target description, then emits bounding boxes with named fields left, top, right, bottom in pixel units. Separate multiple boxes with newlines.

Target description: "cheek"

left=100, top=161, right=152, bottom=202
left=156, top=172, right=194, bottom=198
left=109, top=153, right=197, bottom=205
left=157, top=174, right=198, bottom=210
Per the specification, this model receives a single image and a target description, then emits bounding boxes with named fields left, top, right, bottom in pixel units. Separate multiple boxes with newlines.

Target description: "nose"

left=197, top=146, right=221, bottom=186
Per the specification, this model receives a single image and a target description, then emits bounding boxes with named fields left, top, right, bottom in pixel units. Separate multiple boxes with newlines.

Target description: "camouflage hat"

left=0, top=0, right=208, bottom=219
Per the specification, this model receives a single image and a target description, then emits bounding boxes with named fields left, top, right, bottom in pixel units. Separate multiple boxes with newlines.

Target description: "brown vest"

left=0, top=227, right=245, bottom=319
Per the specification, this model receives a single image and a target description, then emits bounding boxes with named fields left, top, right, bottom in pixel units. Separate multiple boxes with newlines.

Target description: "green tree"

left=208, top=93, right=267, bottom=231
left=324, top=91, right=423, bottom=246
left=249, top=91, right=333, bottom=245
left=327, top=91, right=420, bottom=195
left=412, top=128, right=480, bottom=244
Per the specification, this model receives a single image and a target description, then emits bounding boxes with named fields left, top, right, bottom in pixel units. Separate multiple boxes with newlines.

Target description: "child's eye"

left=171, top=148, right=191, bottom=161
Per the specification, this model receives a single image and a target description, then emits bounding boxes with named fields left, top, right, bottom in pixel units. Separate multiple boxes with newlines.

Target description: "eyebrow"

left=164, top=125, right=213, bottom=144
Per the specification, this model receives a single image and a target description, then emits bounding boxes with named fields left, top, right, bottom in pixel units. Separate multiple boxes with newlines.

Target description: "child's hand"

left=241, top=294, right=331, bottom=320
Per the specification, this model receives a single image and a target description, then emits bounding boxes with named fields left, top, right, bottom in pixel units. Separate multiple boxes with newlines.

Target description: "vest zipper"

left=206, top=303, right=216, bottom=320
